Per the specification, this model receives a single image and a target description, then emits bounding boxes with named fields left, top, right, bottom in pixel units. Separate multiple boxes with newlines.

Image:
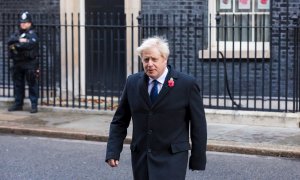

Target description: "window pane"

left=235, top=15, right=252, bottom=41
left=218, top=15, right=234, bottom=41
left=235, top=0, right=252, bottom=12
left=255, top=15, right=270, bottom=42
left=255, top=0, right=270, bottom=12
left=217, top=0, right=233, bottom=12
left=218, top=14, right=252, bottom=42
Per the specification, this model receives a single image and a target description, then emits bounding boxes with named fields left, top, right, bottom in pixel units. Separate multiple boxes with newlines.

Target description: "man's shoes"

left=8, top=105, right=23, bottom=112
left=30, top=107, right=38, bottom=113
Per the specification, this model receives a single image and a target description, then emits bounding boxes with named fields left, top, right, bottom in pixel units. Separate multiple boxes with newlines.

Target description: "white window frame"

left=200, top=0, right=270, bottom=59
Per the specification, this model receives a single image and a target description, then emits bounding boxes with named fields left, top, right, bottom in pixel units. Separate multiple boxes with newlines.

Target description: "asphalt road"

left=1, top=134, right=300, bottom=180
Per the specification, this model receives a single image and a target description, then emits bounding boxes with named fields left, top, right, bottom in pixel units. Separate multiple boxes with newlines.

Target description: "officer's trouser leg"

left=13, top=69, right=25, bottom=107
left=26, top=69, right=38, bottom=108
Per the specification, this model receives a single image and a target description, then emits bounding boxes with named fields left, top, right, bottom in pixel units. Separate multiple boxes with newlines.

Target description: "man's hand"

left=107, top=159, right=119, bottom=167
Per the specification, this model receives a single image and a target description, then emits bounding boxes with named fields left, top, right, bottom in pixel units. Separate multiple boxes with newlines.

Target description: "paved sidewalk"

left=0, top=106, right=300, bottom=158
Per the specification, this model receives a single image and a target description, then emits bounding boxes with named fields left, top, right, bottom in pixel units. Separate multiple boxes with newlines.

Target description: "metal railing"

left=0, top=12, right=299, bottom=112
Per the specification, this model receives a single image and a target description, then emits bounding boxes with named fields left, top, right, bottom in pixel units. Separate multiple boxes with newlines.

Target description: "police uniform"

left=8, top=12, right=39, bottom=113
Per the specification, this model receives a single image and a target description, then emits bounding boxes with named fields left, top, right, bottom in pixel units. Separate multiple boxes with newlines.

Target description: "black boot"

left=30, top=107, right=38, bottom=113
left=8, top=105, right=23, bottom=112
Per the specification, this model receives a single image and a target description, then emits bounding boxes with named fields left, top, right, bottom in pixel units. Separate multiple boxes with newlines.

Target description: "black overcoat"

left=106, top=66, right=207, bottom=180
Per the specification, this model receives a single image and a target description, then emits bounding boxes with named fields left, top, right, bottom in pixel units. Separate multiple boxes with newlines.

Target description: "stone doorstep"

left=205, top=109, right=300, bottom=128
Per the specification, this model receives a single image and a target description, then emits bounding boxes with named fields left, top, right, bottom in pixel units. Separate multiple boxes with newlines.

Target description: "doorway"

left=85, top=0, right=126, bottom=96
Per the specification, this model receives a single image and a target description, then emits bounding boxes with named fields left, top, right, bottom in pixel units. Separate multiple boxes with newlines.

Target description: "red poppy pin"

left=168, top=78, right=175, bottom=87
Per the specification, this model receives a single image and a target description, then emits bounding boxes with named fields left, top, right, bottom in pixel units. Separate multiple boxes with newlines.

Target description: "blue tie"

left=150, top=80, right=158, bottom=103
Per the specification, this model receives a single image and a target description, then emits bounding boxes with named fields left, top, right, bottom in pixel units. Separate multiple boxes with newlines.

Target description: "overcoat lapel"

left=151, top=66, right=178, bottom=108
left=138, top=73, right=151, bottom=107
left=138, top=66, right=178, bottom=108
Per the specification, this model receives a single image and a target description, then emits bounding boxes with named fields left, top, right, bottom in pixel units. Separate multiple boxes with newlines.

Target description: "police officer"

left=7, top=11, right=39, bottom=113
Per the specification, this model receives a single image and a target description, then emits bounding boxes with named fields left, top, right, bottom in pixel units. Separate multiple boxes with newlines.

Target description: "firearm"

left=9, top=44, right=18, bottom=55
left=8, top=36, right=19, bottom=46
left=8, top=35, right=20, bottom=55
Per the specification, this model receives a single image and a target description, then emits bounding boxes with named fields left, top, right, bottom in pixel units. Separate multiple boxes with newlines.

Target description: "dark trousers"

left=12, top=64, right=38, bottom=108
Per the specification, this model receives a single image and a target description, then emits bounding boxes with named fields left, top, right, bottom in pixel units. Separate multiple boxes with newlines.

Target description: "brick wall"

left=0, top=0, right=60, bottom=24
left=141, top=0, right=300, bottom=100
left=142, top=0, right=207, bottom=15
left=141, top=0, right=208, bottom=76
left=271, top=0, right=300, bottom=97
left=0, top=0, right=59, bottom=14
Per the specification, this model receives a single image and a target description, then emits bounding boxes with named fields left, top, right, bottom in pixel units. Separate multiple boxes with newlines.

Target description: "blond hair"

left=136, top=36, right=170, bottom=59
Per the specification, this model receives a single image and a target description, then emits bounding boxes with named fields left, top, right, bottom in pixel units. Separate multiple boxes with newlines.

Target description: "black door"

left=85, top=0, right=126, bottom=96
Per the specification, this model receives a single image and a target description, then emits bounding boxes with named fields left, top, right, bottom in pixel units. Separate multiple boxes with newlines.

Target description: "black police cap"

left=19, top=12, right=32, bottom=23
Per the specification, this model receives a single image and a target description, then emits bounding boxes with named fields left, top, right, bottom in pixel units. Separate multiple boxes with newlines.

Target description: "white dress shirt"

left=148, top=67, right=169, bottom=95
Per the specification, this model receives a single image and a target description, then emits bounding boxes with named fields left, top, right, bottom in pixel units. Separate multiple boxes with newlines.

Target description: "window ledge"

left=199, top=49, right=270, bottom=59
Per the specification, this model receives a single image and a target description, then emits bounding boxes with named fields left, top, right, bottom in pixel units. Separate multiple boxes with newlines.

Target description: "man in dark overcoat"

left=105, top=36, right=207, bottom=180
